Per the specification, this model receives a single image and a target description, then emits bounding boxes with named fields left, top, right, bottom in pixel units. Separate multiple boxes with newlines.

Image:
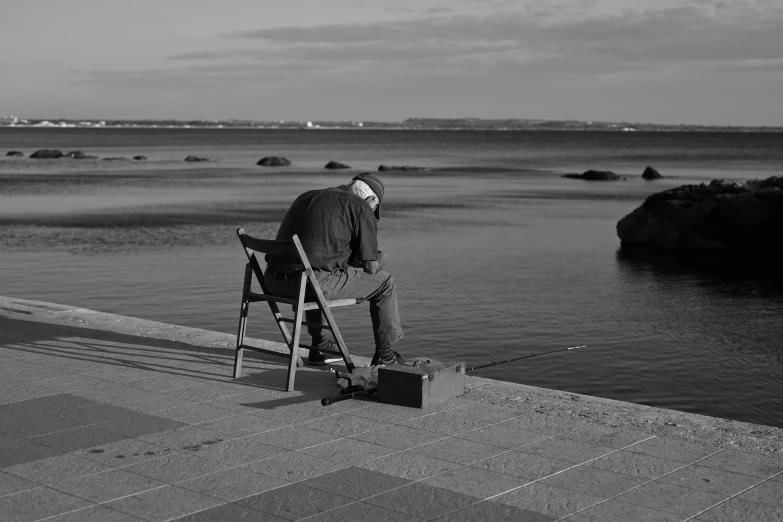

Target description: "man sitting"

left=264, top=173, right=405, bottom=366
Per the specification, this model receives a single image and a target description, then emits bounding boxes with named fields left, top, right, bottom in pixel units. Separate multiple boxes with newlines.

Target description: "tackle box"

left=377, top=359, right=465, bottom=408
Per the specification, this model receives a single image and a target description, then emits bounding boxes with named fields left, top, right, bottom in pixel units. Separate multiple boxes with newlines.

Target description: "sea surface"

left=1, top=128, right=782, bottom=427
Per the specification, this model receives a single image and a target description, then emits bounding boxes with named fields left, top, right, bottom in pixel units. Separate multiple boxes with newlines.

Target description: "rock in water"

left=257, top=156, right=292, bottom=167
left=324, top=160, right=350, bottom=169
left=617, top=177, right=783, bottom=252
left=184, top=156, right=211, bottom=162
left=133, top=155, right=148, bottom=161
left=66, top=150, right=87, bottom=159
left=642, top=166, right=663, bottom=180
left=562, top=170, right=621, bottom=181
left=30, top=149, right=64, bottom=159
left=377, top=164, right=430, bottom=172
left=6, top=150, right=24, bottom=157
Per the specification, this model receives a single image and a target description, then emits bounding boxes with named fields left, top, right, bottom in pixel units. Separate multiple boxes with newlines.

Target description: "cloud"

left=81, top=3, right=783, bottom=89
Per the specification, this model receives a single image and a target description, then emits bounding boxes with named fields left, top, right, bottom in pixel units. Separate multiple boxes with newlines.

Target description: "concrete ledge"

left=2, top=295, right=779, bottom=459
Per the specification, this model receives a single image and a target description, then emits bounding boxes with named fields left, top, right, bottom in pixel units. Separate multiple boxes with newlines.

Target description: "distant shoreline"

left=1, top=117, right=781, bottom=133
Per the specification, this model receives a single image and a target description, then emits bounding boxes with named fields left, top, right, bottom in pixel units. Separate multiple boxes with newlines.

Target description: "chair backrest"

left=236, top=228, right=313, bottom=273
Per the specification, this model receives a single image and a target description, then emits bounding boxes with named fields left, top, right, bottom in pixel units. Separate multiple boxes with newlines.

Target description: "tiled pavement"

left=2, top=313, right=783, bottom=521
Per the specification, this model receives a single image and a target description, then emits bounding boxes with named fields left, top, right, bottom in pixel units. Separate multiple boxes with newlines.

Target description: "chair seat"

left=246, top=292, right=358, bottom=311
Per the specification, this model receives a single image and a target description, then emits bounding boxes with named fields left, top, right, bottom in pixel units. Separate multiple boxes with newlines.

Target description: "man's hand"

left=362, top=251, right=388, bottom=275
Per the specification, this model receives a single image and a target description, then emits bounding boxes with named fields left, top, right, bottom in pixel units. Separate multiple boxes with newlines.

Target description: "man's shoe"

left=308, top=349, right=327, bottom=366
left=371, top=350, right=405, bottom=366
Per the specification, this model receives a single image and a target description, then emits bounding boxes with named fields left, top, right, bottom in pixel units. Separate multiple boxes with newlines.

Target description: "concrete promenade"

left=1, top=296, right=782, bottom=521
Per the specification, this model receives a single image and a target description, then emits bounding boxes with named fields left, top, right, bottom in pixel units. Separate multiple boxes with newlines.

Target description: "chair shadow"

left=1, top=314, right=351, bottom=407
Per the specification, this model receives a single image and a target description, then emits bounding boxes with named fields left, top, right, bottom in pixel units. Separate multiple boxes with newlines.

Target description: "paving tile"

left=588, top=449, right=685, bottom=479
left=303, top=413, right=396, bottom=437
left=71, top=384, right=153, bottom=403
left=492, top=482, right=602, bottom=518
left=306, top=501, right=426, bottom=522
left=516, top=437, right=614, bottom=464
left=301, top=466, right=411, bottom=500
left=0, top=438, right=65, bottom=468
left=365, top=481, right=481, bottom=520
left=195, top=413, right=286, bottom=437
left=202, top=391, right=295, bottom=413
left=0, top=383, right=56, bottom=404
left=345, top=402, right=437, bottom=424
left=0, top=486, right=91, bottom=522
left=58, top=403, right=141, bottom=425
left=698, top=449, right=783, bottom=478
left=0, top=411, right=84, bottom=438
left=566, top=499, right=683, bottom=521
left=153, top=403, right=238, bottom=424
left=455, top=424, right=549, bottom=450
left=97, top=413, right=187, bottom=438
left=44, top=504, right=144, bottom=521
left=238, top=483, right=354, bottom=520
left=74, top=438, right=177, bottom=467
left=122, top=452, right=231, bottom=484
left=178, top=466, right=290, bottom=502
left=106, top=485, right=224, bottom=522
left=172, top=502, right=287, bottom=521
left=616, top=481, right=725, bottom=517
left=244, top=451, right=350, bottom=482
left=12, top=393, right=98, bottom=415
left=30, top=425, right=128, bottom=452
left=659, top=463, right=762, bottom=495
left=251, top=404, right=337, bottom=425
left=739, top=479, right=783, bottom=508
left=0, top=471, right=38, bottom=497
left=363, top=441, right=467, bottom=479
left=0, top=403, right=30, bottom=421
left=51, top=468, right=166, bottom=503
left=0, top=431, right=19, bottom=445
left=350, top=424, right=446, bottom=451
left=423, top=466, right=526, bottom=498
left=88, top=367, right=157, bottom=384
left=503, top=413, right=590, bottom=435
left=299, top=437, right=397, bottom=465
left=0, top=359, right=42, bottom=374
left=247, top=426, right=343, bottom=450
left=4, top=453, right=113, bottom=486
left=695, top=497, right=783, bottom=522
left=472, top=451, right=572, bottom=480
left=561, top=424, right=652, bottom=449
left=543, top=465, right=646, bottom=497
left=411, top=437, right=506, bottom=465
left=628, top=436, right=721, bottom=463
left=186, top=437, right=289, bottom=466
left=401, top=411, right=492, bottom=435
left=136, top=425, right=232, bottom=451
left=438, top=501, right=555, bottom=522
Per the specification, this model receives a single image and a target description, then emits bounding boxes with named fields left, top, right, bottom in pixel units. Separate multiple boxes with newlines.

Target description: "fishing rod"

left=465, top=344, right=587, bottom=372
left=320, top=344, right=587, bottom=406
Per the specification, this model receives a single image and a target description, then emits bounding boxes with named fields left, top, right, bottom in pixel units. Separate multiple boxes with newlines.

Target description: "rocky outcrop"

left=562, top=170, right=621, bottom=181
left=30, top=149, right=64, bottom=159
left=642, top=166, right=663, bottom=180
left=102, top=157, right=126, bottom=161
left=184, top=156, right=211, bottom=162
left=377, top=165, right=430, bottom=172
left=324, top=161, right=350, bottom=169
left=133, top=155, right=148, bottom=161
left=66, top=150, right=87, bottom=159
left=617, top=177, right=783, bottom=252
left=257, top=156, right=291, bottom=167
left=6, top=151, right=24, bottom=157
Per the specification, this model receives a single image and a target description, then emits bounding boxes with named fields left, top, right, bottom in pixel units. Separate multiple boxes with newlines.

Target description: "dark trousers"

left=263, top=267, right=404, bottom=349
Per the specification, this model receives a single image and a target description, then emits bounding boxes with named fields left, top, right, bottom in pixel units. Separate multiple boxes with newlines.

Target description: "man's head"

left=349, top=173, right=384, bottom=221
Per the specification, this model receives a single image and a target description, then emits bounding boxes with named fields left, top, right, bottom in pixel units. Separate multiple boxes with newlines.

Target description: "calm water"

left=1, top=128, right=782, bottom=427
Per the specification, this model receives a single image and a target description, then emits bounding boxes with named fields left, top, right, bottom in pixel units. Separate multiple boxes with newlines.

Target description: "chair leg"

left=233, top=265, right=252, bottom=379
left=286, top=276, right=308, bottom=391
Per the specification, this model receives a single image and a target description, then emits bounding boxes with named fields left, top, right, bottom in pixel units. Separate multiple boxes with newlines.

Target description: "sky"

left=1, top=0, right=782, bottom=126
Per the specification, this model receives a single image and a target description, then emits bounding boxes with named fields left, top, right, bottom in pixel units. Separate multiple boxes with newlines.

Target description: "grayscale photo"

left=1, top=1, right=782, bottom=520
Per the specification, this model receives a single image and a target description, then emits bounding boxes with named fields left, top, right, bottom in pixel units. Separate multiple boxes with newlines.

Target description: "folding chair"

left=234, top=228, right=357, bottom=391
